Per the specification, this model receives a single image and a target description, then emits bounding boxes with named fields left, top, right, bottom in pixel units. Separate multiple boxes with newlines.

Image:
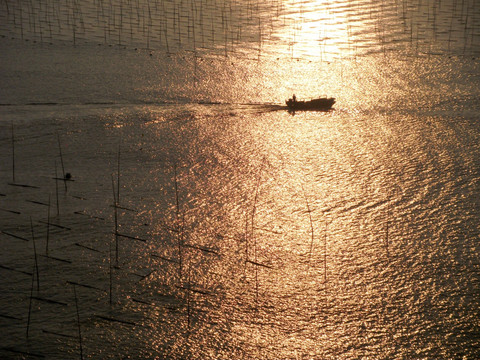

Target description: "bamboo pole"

left=302, top=187, right=315, bottom=263
left=57, top=132, right=67, bottom=192
left=117, top=143, right=121, bottom=206
left=111, top=174, right=118, bottom=265
left=109, top=235, right=113, bottom=306
left=385, top=204, right=390, bottom=260
left=73, top=284, right=83, bottom=360
left=324, top=219, right=328, bottom=286
left=251, top=160, right=264, bottom=303
left=186, top=264, right=191, bottom=330
left=174, top=163, right=180, bottom=218
left=55, top=161, right=60, bottom=215
left=46, top=195, right=51, bottom=256
left=244, top=195, right=249, bottom=273
left=11, top=121, right=15, bottom=183
left=178, top=210, right=186, bottom=280
left=26, top=264, right=35, bottom=340
left=30, top=217, right=40, bottom=292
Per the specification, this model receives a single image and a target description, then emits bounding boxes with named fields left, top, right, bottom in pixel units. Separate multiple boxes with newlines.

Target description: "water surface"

left=1, top=1, right=479, bottom=359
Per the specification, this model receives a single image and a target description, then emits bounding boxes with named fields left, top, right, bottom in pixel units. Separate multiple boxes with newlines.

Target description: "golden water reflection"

left=262, top=0, right=480, bottom=61
left=1, top=0, right=478, bottom=59
left=131, top=90, right=479, bottom=358
left=0, top=0, right=479, bottom=359
left=272, top=0, right=358, bottom=60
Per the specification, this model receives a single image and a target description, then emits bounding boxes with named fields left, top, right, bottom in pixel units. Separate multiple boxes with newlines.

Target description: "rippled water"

left=1, top=1, right=480, bottom=359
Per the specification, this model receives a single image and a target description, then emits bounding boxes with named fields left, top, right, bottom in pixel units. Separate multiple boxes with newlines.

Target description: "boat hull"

left=286, top=97, right=335, bottom=111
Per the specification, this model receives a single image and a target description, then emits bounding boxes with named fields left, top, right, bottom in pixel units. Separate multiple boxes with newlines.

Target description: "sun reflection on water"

left=274, top=0, right=354, bottom=60
left=1, top=0, right=479, bottom=359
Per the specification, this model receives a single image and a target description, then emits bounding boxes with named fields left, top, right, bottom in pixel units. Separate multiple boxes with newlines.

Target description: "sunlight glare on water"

left=0, top=0, right=479, bottom=359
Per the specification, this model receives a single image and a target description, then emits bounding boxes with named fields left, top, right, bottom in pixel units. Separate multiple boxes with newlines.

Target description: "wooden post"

left=11, top=121, right=15, bottom=183
left=111, top=174, right=118, bottom=265
left=57, top=132, right=67, bottom=192
left=73, top=284, right=83, bottom=360
left=46, top=195, right=51, bottom=255
left=30, top=217, right=40, bottom=291
left=26, top=264, right=35, bottom=339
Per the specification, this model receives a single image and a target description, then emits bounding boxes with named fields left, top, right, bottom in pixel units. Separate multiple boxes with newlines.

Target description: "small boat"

left=286, top=95, right=335, bottom=111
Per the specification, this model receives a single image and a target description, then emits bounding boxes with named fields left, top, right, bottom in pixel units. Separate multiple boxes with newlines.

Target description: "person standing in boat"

left=292, top=94, right=296, bottom=103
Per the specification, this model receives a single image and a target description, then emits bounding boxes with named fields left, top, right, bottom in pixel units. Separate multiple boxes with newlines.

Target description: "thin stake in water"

left=324, top=219, right=328, bottom=286
left=73, top=284, right=83, bottom=360
left=174, top=162, right=180, bottom=218
left=26, top=264, right=35, bottom=340
left=302, top=186, right=315, bottom=263
left=173, top=163, right=183, bottom=279
left=11, top=121, right=15, bottom=183
left=109, top=235, right=113, bottom=306
left=111, top=174, right=118, bottom=265
left=178, top=210, right=186, bottom=279
left=251, top=159, right=264, bottom=303
left=57, top=132, right=67, bottom=192
left=386, top=220, right=390, bottom=259
left=244, top=195, right=249, bottom=273
left=55, top=161, right=60, bottom=215
left=186, top=264, right=191, bottom=330
left=117, top=143, right=121, bottom=206
left=30, top=217, right=40, bottom=292
left=385, top=204, right=390, bottom=260
left=46, top=195, right=51, bottom=256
